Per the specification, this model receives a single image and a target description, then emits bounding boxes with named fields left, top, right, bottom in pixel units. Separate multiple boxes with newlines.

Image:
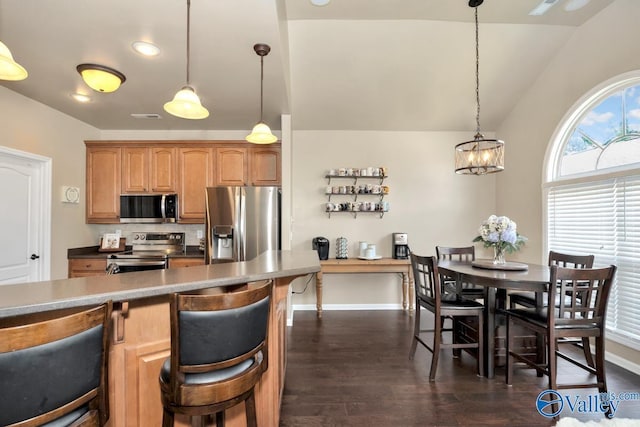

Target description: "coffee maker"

left=312, top=237, right=330, bottom=260
left=392, top=233, right=409, bottom=259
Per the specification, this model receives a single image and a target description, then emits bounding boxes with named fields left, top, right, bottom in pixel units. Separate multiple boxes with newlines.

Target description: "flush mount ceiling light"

left=310, top=0, right=331, bottom=6
left=76, top=64, right=126, bottom=93
left=455, top=0, right=504, bottom=175
left=164, top=0, right=209, bottom=120
left=0, top=40, right=28, bottom=81
left=246, top=43, right=278, bottom=144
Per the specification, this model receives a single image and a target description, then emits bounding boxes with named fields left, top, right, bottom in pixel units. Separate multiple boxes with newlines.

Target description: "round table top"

left=437, top=259, right=550, bottom=291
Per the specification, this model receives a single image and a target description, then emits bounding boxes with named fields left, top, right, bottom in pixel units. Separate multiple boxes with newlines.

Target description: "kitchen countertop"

left=0, top=250, right=320, bottom=319
left=67, top=245, right=205, bottom=259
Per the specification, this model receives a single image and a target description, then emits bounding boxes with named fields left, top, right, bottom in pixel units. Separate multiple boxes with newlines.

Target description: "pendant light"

left=164, top=0, right=209, bottom=120
left=246, top=43, right=277, bottom=144
left=76, top=64, right=126, bottom=93
left=455, top=0, right=504, bottom=175
left=0, top=40, right=28, bottom=81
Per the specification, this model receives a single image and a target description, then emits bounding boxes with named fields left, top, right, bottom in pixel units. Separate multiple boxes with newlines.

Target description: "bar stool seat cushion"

left=41, top=406, right=88, bottom=427
left=160, top=352, right=261, bottom=385
left=507, top=307, right=599, bottom=330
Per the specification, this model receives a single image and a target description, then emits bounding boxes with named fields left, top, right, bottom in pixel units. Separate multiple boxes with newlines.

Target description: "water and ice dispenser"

left=211, top=225, right=234, bottom=262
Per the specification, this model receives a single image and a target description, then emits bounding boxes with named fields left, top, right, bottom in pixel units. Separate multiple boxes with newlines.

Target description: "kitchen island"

left=0, top=250, right=320, bottom=427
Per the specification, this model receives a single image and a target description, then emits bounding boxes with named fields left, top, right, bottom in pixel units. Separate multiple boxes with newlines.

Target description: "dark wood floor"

left=280, top=310, right=640, bottom=426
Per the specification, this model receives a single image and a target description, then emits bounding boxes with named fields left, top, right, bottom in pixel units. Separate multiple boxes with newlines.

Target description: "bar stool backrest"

left=411, top=253, right=441, bottom=305
left=0, top=302, right=113, bottom=427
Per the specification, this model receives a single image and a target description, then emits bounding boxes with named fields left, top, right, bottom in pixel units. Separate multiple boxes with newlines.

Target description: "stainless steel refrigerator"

left=205, top=186, right=280, bottom=263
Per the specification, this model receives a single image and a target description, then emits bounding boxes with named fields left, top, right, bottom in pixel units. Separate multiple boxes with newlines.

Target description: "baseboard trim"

left=603, top=348, right=640, bottom=376
left=292, top=303, right=403, bottom=312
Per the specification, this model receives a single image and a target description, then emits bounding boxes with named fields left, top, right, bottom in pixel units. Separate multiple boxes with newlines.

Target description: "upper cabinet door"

left=122, top=147, right=149, bottom=193
left=215, top=147, right=248, bottom=186
left=150, top=147, right=177, bottom=193
left=122, top=147, right=176, bottom=194
left=178, top=147, right=214, bottom=223
left=86, top=146, right=121, bottom=222
left=251, top=147, right=281, bottom=186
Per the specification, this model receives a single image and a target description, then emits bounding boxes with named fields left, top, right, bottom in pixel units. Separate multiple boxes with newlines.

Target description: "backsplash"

left=89, top=224, right=205, bottom=247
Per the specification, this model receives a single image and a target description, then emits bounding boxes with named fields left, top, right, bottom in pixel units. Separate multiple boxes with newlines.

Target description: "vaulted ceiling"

left=0, top=0, right=615, bottom=132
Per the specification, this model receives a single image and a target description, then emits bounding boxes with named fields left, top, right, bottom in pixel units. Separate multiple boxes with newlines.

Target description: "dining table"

left=436, top=259, right=551, bottom=379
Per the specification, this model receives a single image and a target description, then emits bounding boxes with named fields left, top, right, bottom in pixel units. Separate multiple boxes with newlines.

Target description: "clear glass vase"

left=493, top=245, right=506, bottom=265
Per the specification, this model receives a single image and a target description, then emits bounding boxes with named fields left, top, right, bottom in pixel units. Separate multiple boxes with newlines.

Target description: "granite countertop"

left=68, top=245, right=205, bottom=259
left=0, top=250, right=320, bottom=319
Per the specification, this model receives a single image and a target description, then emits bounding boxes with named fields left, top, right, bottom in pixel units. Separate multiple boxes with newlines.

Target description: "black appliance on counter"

left=392, top=232, right=409, bottom=259
left=106, top=232, right=185, bottom=274
left=312, top=237, right=329, bottom=260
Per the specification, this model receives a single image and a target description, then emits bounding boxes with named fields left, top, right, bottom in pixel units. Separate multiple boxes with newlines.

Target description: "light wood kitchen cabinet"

left=85, top=141, right=281, bottom=224
left=250, top=146, right=281, bottom=186
left=215, top=147, right=248, bottom=185
left=151, top=147, right=177, bottom=192
left=168, top=258, right=205, bottom=268
left=86, top=146, right=121, bottom=223
left=177, top=147, right=214, bottom=223
left=68, top=258, right=107, bottom=278
left=122, top=147, right=176, bottom=194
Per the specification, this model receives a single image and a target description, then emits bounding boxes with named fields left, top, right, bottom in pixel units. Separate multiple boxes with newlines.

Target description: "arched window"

left=545, top=71, right=640, bottom=348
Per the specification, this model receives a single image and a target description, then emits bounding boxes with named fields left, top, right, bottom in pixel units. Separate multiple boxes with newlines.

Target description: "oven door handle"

left=112, top=260, right=168, bottom=267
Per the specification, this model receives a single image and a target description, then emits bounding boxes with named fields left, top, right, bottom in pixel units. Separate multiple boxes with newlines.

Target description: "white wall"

left=289, top=130, right=496, bottom=308
left=0, top=87, right=100, bottom=279
left=496, top=0, right=640, bottom=365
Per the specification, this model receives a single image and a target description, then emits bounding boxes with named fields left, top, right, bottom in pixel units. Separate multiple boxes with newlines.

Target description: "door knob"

left=30, top=254, right=40, bottom=260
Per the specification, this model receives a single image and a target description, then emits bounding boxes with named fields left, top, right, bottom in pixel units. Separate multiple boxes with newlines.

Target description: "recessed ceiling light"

left=132, top=41, right=160, bottom=57
left=564, top=0, right=591, bottom=12
left=310, top=0, right=330, bottom=6
left=71, top=93, right=91, bottom=103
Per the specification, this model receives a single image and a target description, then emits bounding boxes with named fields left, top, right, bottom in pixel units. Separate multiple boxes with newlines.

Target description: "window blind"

left=547, top=176, right=640, bottom=344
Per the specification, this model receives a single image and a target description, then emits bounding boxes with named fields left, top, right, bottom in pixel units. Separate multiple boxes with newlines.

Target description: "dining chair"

left=435, top=245, right=484, bottom=300
left=409, top=253, right=484, bottom=381
left=159, top=281, right=271, bottom=427
left=505, top=265, right=617, bottom=418
left=0, top=302, right=113, bottom=427
left=509, top=250, right=595, bottom=367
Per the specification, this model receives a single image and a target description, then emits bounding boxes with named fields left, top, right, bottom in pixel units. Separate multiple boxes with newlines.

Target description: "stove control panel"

left=130, top=232, right=185, bottom=253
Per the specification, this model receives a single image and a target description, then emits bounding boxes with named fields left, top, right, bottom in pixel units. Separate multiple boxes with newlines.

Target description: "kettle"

left=312, top=237, right=330, bottom=260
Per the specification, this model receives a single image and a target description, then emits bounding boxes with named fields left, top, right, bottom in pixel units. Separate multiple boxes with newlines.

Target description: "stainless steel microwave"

left=119, top=194, right=178, bottom=223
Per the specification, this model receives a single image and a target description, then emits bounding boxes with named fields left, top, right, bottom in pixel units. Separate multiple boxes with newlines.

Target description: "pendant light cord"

left=186, top=0, right=191, bottom=85
left=474, top=6, right=482, bottom=137
left=260, top=54, right=264, bottom=122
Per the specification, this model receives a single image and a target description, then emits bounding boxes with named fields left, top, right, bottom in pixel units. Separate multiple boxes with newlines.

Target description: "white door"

left=0, top=147, right=51, bottom=284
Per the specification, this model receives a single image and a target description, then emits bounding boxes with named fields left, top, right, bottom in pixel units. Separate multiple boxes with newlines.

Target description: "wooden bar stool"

left=506, top=265, right=616, bottom=419
left=409, top=254, right=484, bottom=381
left=0, top=302, right=113, bottom=427
left=159, top=282, right=272, bottom=427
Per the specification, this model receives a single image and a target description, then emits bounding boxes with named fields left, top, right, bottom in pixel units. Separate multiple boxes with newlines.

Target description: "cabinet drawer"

left=68, top=259, right=107, bottom=278
left=169, top=258, right=205, bottom=269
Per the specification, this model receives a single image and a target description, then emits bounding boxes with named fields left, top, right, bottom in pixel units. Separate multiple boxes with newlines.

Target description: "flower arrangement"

left=473, top=215, right=527, bottom=264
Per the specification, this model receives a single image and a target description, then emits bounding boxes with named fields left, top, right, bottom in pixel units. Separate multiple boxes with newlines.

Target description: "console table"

left=316, top=258, right=413, bottom=318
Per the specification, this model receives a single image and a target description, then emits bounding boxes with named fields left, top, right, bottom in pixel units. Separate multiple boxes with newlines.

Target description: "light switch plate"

left=61, top=186, right=80, bottom=204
